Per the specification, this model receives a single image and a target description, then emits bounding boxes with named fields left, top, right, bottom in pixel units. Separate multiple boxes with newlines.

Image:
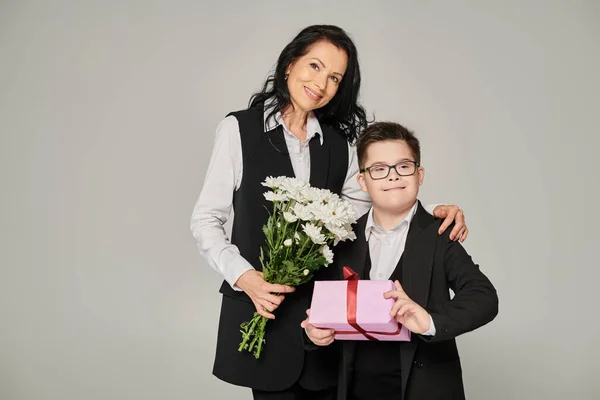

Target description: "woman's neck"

left=281, top=104, right=308, bottom=141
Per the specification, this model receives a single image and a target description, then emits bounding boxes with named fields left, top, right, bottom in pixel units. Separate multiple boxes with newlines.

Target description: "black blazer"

left=331, top=201, right=499, bottom=400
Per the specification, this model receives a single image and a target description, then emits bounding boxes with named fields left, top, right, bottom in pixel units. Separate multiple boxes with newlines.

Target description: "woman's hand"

left=235, top=270, right=295, bottom=319
left=432, top=205, right=469, bottom=242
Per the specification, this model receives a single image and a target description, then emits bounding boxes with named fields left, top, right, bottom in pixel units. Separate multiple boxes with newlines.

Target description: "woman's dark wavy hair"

left=249, top=25, right=368, bottom=144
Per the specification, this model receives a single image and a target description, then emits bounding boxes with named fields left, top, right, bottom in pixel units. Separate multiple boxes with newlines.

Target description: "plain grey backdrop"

left=1, top=0, right=599, bottom=399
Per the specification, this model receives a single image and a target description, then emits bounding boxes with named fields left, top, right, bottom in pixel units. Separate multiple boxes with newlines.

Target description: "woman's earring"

left=284, top=74, right=288, bottom=80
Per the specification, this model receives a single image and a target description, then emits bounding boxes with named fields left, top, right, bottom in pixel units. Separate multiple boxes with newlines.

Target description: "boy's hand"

left=301, top=309, right=335, bottom=346
left=384, top=281, right=431, bottom=334
left=432, top=205, right=468, bottom=242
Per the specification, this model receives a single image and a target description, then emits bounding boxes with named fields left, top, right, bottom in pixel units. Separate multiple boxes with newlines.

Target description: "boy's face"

left=358, top=139, right=424, bottom=213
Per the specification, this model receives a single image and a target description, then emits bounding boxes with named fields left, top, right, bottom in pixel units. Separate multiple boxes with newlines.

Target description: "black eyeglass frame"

left=359, top=160, right=421, bottom=180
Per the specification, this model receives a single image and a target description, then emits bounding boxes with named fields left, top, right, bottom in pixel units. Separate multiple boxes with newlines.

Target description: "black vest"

left=218, top=106, right=348, bottom=297
left=213, top=106, right=349, bottom=391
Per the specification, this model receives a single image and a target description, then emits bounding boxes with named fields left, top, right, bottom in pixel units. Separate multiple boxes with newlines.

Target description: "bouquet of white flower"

left=238, top=176, right=357, bottom=359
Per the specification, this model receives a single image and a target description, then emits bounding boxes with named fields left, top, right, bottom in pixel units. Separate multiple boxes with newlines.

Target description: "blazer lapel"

left=341, top=216, right=369, bottom=280
left=399, top=200, right=439, bottom=398
left=402, top=201, right=437, bottom=306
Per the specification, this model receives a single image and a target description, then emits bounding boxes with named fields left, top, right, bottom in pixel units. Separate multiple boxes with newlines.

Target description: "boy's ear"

left=357, top=172, right=368, bottom=192
left=418, top=166, right=425, bottom=186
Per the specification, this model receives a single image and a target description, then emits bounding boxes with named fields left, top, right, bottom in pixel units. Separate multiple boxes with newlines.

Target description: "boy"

left=302, top=122, right=499, bottom=400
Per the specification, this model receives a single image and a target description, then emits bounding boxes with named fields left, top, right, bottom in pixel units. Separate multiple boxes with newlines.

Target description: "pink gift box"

left=309, top=280, right=411, bottom=341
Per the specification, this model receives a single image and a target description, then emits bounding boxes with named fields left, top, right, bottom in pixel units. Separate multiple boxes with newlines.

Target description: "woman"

left=190, top=25, right=468, bottom=400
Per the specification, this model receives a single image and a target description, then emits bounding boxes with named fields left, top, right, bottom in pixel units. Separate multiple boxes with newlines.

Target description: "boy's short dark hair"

left=356, top=122, right=421, bottom=169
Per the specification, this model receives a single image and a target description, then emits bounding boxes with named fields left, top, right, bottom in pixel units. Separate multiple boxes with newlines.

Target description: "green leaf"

left=282, top=260, right=295, bottom=271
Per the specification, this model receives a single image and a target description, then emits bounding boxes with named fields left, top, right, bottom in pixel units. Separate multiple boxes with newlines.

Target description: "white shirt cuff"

left=422, top=315, right=437, bottom=336
left=225, top=261, right=255, bottom=292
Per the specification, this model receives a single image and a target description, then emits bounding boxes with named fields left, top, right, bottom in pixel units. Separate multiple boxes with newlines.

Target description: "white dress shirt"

left=190, top=102, right=437, bottom=291
left=365, top=201, right=436, bottom=336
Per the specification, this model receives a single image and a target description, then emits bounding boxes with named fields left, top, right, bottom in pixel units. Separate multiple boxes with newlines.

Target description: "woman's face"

left=285, top=40, right=348, bottom=113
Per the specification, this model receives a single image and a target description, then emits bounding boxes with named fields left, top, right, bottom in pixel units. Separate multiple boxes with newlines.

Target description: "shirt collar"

left=263, top=98, right=324, bottom=144
left=365, top=201, right=419, bottom=241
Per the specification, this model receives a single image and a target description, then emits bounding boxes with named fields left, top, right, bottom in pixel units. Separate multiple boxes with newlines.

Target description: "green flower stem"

left=299, top=241, right=318, bottom=265
left=238, top=312, right=268, bottom=359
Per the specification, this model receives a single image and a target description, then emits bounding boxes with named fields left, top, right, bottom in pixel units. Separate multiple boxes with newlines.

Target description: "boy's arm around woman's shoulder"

left=423, top=228, right=499, bottom=343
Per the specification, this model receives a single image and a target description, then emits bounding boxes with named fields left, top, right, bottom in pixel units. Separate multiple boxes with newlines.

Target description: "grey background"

left=1, top=0, right=599, bottom=399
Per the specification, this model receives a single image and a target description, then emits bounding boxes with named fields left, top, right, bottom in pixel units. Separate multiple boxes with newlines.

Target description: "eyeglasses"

left=360, top=160, right=420, bottom=180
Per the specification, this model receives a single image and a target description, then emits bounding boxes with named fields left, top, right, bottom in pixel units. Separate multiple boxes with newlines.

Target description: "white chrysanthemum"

left=283, top=211, right=298, bottom=223
left=301, top=192, right=355, bottom=226
left=279, top=178, right=309, bottom=200
left=294, top=232, right=301, bottom=243
left=302, top=222, right=326, bottom=244
left=284, top=239, right=293, bottom=247
left=338, top=226, right=356, bottom=245
left=262, top=176, right=287, bottom=189
left=264, top=191, right=287, bottom=202
left=301, top=187, right=328, bottom=204
left=293, top=203, right=314, bottom=221
left=311, top=200, right=350, bottom=226
left=325, top=223, right=347, bottom=240
left=326, top=223, right=357, bottom=242
left=321, top=245, right=334, bottom=265
left=318, top=189, right=338, bottom=204
left=303, top=269, right=310, bottom=276
left=343, top=226, right=357, bottom=241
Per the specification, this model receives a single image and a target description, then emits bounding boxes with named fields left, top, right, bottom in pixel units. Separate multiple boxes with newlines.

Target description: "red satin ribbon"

left=337, top=266, right=402, bottom=341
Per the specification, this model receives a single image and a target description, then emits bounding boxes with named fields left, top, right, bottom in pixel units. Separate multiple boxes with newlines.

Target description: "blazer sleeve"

left=424, top=233, right=499, bottom=342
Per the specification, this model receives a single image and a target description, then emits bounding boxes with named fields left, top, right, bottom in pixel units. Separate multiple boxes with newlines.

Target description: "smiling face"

left=358, top=139, right=424, bottom=215
left=285, top=40, right=348, bottom=113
